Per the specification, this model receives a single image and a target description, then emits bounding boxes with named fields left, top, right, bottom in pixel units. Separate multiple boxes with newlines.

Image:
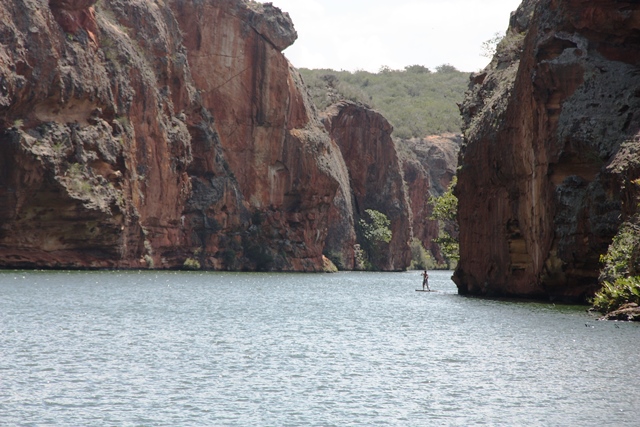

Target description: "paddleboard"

left=415, top=289, right=437, bottom=292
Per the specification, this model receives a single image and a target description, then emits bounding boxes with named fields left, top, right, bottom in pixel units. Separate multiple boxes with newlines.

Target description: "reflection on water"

left=1, top=270, right=639, bottom=426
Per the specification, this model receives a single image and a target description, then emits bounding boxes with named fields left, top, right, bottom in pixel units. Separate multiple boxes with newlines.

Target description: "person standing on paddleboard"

left=422, top=270, right=430, bottom=291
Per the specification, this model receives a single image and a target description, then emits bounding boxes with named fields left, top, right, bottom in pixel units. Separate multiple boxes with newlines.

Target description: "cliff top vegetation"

left=299, top=65, right=470, bottom=139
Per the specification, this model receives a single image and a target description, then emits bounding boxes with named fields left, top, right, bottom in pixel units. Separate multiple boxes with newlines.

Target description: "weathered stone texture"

left=400, top=134, right=461, bottom=263
left=323, top=101, right=412, bottom=271
left=0, top=0, right=351, bottom=271
left=455, top=0, right=640, bottom=301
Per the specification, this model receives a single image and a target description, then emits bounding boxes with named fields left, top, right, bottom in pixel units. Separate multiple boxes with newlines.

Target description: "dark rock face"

left=454, top=0, right=640, bottom=301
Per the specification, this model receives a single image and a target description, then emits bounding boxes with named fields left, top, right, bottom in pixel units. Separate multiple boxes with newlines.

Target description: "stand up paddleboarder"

left=422, top=270, right=430, bottom=291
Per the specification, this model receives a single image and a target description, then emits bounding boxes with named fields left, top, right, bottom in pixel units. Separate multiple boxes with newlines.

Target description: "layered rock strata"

left=171, top=0, right=353, bottom=271
left=400, top=133, right=461, bottom=263
left=455, top=0, right=640, bottom=301
left=0, top=0, right=352, bottom=271
left=323, top=101, right=412, bottom=271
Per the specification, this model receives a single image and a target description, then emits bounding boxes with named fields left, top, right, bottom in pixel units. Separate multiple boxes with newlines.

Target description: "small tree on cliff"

left=480, top=32, right=504, bottom=58
left=429, top=177, right=459, bottom=269
left=358, top=209, right=393, bottom=270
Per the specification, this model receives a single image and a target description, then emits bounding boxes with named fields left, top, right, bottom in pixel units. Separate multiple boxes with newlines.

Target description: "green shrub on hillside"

left=592, top=277, right=640, bottom=314
left=599, top=221, right=640, bottom=282
left=360, top=209, right=392, bottom=245
left=358, top=209, right=393, bottom=270
left=594, top=219, right=640, bottom=314
left=183, top=258, right=201, bottom=270
left=429, top=177, right=459, bottom=269
left=299, top=65, right=469, bottom=138
left=409, top=238, right=438, bottom=270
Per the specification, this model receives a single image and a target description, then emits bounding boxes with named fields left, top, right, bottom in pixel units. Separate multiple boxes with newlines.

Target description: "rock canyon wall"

left=1, top=0, right=446, bottom=271
left=400, top=133, right=460, bottom=264
left=322, top=101, right=412, bottom=271
left=455, top=0, right=640, bottom=300
left=0, top=0, right=354, bottom=270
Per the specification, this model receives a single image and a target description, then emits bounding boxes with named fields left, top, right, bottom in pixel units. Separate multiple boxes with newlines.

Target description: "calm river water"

left=1, top=270, right=639, bottom=426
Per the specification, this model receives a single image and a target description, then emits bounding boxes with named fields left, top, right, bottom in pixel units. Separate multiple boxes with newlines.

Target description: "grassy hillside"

left=299, top=65, right=470, bottom=139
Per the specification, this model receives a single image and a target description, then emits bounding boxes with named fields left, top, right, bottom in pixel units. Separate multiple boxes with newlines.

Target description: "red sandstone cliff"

left=0, top=0, right=352, bottom=271
left=322, top=101, right=412, bottom=271
left=455, top=0, right=640, bottom=301
left=399, top=133, right=461, bottom=264
left=171, top=0, right=353, bottom=271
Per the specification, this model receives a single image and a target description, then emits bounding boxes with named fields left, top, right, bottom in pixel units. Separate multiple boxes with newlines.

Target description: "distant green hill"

left=299, top=65, right=470, bottom=139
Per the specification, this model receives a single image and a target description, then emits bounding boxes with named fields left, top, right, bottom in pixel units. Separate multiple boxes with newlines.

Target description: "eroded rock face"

left=49, top=0, right=98, bottom=43
left=455, top=0, right=640, bottom=301
left=243, top=1, right=298, bottom=51
left=171, top=0, right=351, bottom=271
left=0, top=0, right=351, bottom=271
left=323, top=101, right=412, bottom=271
left=400, top=134, right=461, bottom=263
left=0, top=0, right=201, bottom=268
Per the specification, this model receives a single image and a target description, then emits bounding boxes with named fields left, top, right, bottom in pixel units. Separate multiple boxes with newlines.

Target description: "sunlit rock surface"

left=0, top=0, right=351, bottom=271
left=323, top=101, right=412, bottom=271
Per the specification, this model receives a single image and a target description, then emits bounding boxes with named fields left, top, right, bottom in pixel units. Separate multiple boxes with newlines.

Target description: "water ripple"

left=1, top=270, right=639, bottom=426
